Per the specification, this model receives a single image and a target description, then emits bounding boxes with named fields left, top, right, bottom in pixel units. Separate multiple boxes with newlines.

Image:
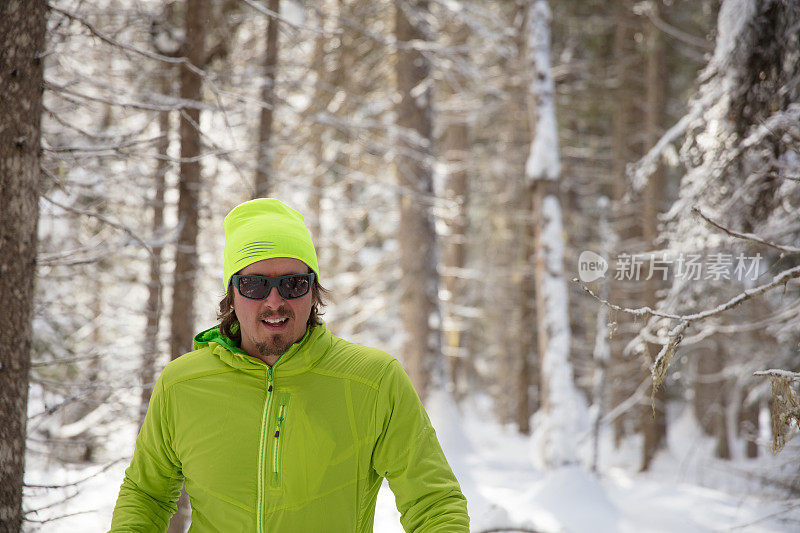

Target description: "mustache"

left=258, top=307, right=294, bottom=320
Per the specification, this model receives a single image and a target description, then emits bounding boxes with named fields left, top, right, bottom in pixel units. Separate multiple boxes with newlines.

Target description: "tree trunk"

left=531, top=180, right=554, bottom=406
left=440, top=20, right=470, bottom=403
left=0, top=0, right=46, bottom=527
left=514, top=1, right=538, bottom=435
left=492, top=0, right=534, bottom=429
left=394, top=0, right=440, bottom=399
left=590, top=204, right=613, bottom=472
left=526, top=0, right=585, bottom=469
left=141, top=71, right=171, bottom=426
left=739, top=392, right=759, bottom=458
left=306, top=6, right=328, bottom=246
left=693, top=341, right=731, bottom=460
left=170, top=0, right=205, bottom=360
left=168, top=1, right=206, bottom=530
left=254, top=0, right=280, bottom=198
left=517, top=181, right=535, bottom=435
left=639, top=0, right=667, bottom=472
left=306, top=0, right=349, bottom=269
left=609, top=0, right=638, bottom=450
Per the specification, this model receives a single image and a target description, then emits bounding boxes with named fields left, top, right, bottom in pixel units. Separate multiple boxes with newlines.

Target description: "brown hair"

left=217, top=276, right=329, bottom=344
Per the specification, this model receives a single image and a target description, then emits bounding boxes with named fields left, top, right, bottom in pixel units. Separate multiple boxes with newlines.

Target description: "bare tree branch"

left=45, top=81, right=206, bottom=112
left=600, top=377, right=652, bottom=425
left=44, top=104, right=149, bottom=142
left=578, top=262, right=800, bottom=404
left=43, top=135, right=164, bottom=155
left=23, top=458, right=126, bottom=490
left=24, top=510, right=96, bottom=524
left=635, top=1, right=713, bottom=51
left=239, top=0, right=328, bottom=35
left=575, top=263, right=800, bottom=322
left=41, top=195, right=156, bottom=259
left=48, top=4, right=207, bottom=78
left=693, top=207, right=800, bottom=254
left=30, top=354, right=104, bottom=368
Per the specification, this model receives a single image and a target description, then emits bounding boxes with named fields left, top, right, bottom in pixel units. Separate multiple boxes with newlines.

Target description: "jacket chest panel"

left=170, top=373, right=266, bottom=507
left=266, top=379, right=368, bottom=502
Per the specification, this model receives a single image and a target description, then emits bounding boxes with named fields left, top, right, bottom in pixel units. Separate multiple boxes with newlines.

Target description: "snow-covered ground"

left=23, top=392, right=800, bottom=532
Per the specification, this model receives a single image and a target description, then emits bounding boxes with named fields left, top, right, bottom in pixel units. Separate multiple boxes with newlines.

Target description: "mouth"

left=261, top=317, right=290, bottom=330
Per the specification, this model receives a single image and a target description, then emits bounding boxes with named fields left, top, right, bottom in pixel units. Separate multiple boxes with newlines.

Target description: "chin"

left=256, top=336, right=293, bottom=357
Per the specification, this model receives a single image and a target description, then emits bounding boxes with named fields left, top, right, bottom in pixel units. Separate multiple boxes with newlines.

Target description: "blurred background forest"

left=2, top=0, right=800, bottom=531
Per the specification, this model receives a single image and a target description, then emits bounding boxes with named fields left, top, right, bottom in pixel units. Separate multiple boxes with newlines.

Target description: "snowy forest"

left=1, top=0, right=799, bottom=531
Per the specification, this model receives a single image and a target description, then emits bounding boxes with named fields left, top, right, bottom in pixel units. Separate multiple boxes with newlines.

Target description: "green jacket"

left=110, top=324, right=469, bottom=532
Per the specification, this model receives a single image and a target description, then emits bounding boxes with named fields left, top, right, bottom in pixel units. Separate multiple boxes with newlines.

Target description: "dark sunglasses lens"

left=238, top=276, right=268, bottom=299
left=279, top=275, right=310, bottom=299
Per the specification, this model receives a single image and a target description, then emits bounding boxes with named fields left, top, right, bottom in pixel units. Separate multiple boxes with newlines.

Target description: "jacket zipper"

left=271, top=403, right=286, bottom=487
left=256, top=366, right=274, bottom=533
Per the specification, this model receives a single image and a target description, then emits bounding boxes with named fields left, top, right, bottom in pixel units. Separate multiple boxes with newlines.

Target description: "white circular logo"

left=578, top=250, right=608, bottom=282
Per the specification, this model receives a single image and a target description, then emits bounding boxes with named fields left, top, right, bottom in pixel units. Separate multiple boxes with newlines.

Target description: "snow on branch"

left=627, top=110, right=697, bottom=192
left=739, top=103, right=800, bottom=151
left=629, top=1, right=772, bottom=194
left=754, top=370, right=800, bottom=380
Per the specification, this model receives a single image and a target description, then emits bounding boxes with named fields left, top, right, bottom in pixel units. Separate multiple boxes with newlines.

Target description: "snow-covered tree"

left=628, top=0, right=800, bottom=452
left=525, top=0, right=588, bottom=469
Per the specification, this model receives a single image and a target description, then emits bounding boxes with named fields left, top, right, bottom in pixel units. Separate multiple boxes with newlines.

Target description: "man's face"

left=233, top=257, right=314, bottom=364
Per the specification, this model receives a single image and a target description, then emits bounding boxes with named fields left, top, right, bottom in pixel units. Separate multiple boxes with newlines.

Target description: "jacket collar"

left=193, top=323, right=332, bottom=375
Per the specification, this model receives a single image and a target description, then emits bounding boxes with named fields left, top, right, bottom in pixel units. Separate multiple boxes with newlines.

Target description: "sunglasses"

left=231, top=273, right=315, bottom=300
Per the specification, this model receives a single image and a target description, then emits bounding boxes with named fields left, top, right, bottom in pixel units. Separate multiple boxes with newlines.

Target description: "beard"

left=253, top=306, right=301, bottom=357
left=254, top=334, right=296, bottom=358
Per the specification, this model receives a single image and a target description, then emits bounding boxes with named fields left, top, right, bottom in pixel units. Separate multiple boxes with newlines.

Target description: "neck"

left=261, top=353, right=281, bottom=367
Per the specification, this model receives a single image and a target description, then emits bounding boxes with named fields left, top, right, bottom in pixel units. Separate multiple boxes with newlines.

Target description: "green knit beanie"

left=222, top=198, right=319, bottom=290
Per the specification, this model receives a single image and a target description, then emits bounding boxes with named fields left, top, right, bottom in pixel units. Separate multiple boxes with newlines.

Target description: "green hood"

left=192, top=324, right=242, bottom=353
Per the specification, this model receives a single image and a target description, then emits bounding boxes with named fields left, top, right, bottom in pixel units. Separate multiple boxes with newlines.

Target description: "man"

left=110, top=198, right=469, bottom=532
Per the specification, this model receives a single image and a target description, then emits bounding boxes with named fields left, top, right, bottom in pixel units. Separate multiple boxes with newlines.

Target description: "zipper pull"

left=274, top=407, right=285, bottom=438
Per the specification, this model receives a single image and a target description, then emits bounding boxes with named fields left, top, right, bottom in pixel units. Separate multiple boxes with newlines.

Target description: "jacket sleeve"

left=109, top=374, right=183, bottom=532
left=371, top=359, right=470, bottom=532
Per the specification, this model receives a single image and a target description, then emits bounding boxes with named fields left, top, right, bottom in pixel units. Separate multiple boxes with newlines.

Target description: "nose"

left=262, top=285, right=285, bottom=307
